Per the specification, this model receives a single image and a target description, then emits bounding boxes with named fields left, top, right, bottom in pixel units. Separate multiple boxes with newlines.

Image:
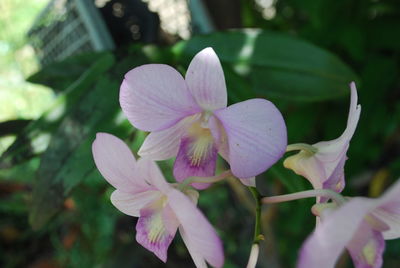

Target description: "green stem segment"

left=249, top=187, right=264, bottom=244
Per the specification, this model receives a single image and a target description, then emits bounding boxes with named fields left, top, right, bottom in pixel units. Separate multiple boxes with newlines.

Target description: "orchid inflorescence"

left=91, top=47, right=400, bottom=268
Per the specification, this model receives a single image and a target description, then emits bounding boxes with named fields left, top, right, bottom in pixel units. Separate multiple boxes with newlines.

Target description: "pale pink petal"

left=110, top=189, right=162, bottom=217
left=136, top=158, right=171, bottom=193
left=92, top=133, right=148, bottom=192
left=320, top=155, right=347, bottom=202
left=208, top=115, right=229, bottom=161
left=167, top=189, right=224, bottom=267
left=297, top=198, right=376, bottom=268
left=314, top=83, right=361, bottom=153
left=239, top=177, right=256, bottom=187
left=138, top=114, right=200, bottom=160
left=136, top=204, right=179, bottom=263
left=346, top=221, right=385, bottom=268
left=173, top=136, right=218, bottom=190
left=341, top=82, right=362, bottom=142
left=371, top=208, right=400, bottom=240
left=179, top=226, right=207, bottom=268
left=214, top=99, right=287, bottom=178
left=372, top=179, right=400, bottom=239
left=185, top=47, right=227, bottom=111
left=120, top=64, right=201, bottom=131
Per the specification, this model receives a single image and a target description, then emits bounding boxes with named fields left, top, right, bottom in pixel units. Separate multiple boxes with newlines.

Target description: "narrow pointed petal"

left=173, top=136, right=218, bottom=190
left=341, top=82, right=362, bottom=142
left=136, top=158, right=171, bottom=193
left=167, top=189, right=224, bottom=268
left=179, top=226, right=207, bottom=268
left=92, top=133, right=148, bottom=192
left=138, top=114, right=200, bottom=160
left=346, top=221, right=385, bottom=268
left=214, top=99, right=287, bottom=178
left=120, top=64, right=201, bottom=131
left=110, top=189, right=162, bottom=217
left=298, top=198, right=376, bottom=268
left=185, top=47, right=227, bottom=111
left=136, top=204, right=179, bottom=263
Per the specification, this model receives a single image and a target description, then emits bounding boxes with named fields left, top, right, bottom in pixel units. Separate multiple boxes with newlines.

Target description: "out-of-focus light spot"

left=141, top=0, right=191, bottom=39
left=95, top=0, right=112, bottom=8
left=255, top=0, right=276, bottom=20
left=45, top=101, right=66, bottom=123
left=112, top=3, right=125, bottom=18
left=31, top=133, right=52, bottom=154
left=0, top=41, right=10, bottom=54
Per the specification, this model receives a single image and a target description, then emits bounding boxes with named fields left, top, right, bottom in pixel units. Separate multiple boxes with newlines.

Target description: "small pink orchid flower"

left=298, top=179, right=400, bottom=268
left=120, top=47, right=287, bottom=188
left=284, top=82, right=361, bottom=196
left=92, top=133, right=224, bottom=267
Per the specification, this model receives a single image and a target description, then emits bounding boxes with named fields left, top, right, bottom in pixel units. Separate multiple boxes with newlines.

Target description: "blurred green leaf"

left=27, top=52, right=112, bottom=91
left=174, top=29, right=358, bottom=101
left=0, top=53, right=115, bottom=168
left=29, top=75, right=132, bottom=230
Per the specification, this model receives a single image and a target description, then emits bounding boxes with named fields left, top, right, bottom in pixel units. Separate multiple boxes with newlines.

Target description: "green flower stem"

left=249, top=187, right=264, bottom=244
left=262, top=189, right=346, bottom=205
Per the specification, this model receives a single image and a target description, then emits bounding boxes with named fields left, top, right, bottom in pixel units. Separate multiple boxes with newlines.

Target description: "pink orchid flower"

left=284, top=82, right=361, bottom=196
left=298, top=179, right=400, bottom=268
left=120, top=47, right=287, bottom=188
left=92, top=133, right=224, bottom=267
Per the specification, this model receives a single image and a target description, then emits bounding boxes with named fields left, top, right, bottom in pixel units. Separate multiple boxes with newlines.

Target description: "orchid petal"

left=110, top=189, right=162, bottom=217
left=372, top=179, right=400, bottom=239
left=136, top=158, right=171, bottom=193
left=346, top=221, right=385, bottom=268
left=298, top=198, right=376, bottom=268
left=179, top=226, right=207, bottom=268
left=320, top=155, right=347, bottom=202
left=136, top=204, right=179, bottom=263
left=92, top=133, right=148, bottom=192
left=239, top=177, right=256, bottom=187
left=167, top=189, right=224, bottom=268
left=120, top=64, right=201, bottom=132
left=185, top=48, right=227, bottom=111
left=173, top=136, right=218, bottom=190
left=214, top=99, right=287, bottom=178
left=283, top=151, right=326, bottom=190
left=138, top=114, right=200, bottom=160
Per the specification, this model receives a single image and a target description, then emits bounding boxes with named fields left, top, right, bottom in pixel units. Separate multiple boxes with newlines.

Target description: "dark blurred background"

left=0, top=0, right=399, bottom=267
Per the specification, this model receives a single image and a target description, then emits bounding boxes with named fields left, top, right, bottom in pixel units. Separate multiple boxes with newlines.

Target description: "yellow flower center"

left=186, top=121, right=214, bottom=167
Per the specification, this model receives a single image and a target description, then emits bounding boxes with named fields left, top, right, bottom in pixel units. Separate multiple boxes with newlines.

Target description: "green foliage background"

left=1, top=0, right=400, bottom=267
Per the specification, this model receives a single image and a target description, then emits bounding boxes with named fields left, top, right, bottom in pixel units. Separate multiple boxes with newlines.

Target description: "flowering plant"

left=91, top=48, right=399, bottom=268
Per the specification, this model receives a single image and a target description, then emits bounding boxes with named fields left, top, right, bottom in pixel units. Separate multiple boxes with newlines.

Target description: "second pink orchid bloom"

left=298, top=179, right=400, bottom=268
left=92, top=133, right=224, bottom=267
left=120, top=47, right=287, bottom=188
left=284, top=82, right=361, bottom=198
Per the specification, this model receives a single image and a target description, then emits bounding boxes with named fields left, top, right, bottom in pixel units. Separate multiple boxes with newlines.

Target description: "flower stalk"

left=262, top=189, right=347, bottom=205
